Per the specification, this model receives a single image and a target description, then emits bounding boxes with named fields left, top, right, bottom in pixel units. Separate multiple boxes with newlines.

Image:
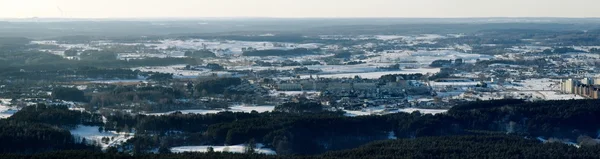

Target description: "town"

left=1, top=18, right=600, bottom=157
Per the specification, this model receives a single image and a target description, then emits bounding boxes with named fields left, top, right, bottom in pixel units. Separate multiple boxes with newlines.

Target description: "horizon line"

left=2, top=16, right=600, bottom=20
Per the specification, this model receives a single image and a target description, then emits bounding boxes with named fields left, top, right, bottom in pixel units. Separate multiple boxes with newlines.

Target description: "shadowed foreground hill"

left=2, top=135, right=600, bottom=159
left=320, top=135, right=600, bottom=159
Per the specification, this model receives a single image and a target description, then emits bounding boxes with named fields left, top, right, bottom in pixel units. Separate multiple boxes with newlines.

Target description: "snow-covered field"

left=365, top=50, right=492, bottom=64
left=147, top=105, right=275, bottom=116
left=70, top=125, right=134, bottom=149
left=171, top=143, right=276, bottom=155
left=504, top=78, right=561, bottom=91
left=497, top=78, right=583, bottom=100
left=344, top=106, right=448, bottom=117
left=537, top=91, right=585, bottom=100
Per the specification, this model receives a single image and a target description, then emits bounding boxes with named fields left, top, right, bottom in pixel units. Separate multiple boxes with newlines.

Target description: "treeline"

left=0, top=57, right=199, bottom=82
left=4, top=135, right=600, bottom=158
left=194, top=77, right=243, bottom=95
left=5, top=99, right=600, bottom=156
left=185, top=50, right=216, bottom=58
left=52, top=87, right=86, bottom=102
left=321, top=135, right=600, bottom=159
left=541, top=47, right=585, bottom=54
left=438, top=29, right=600, bottom=47
left=104, top=111, right=262, bottom=134
left=86, top=78, right=261, bottom=112
left=447, top=99, right=600, bottom=139
left=273, top=102, right=324, bottom=114
left=0, top=37, right=31, bottom=52
left=189, top=111, right=454, bottom=155
left=0, top=66, right=140, bottom=82
left=9, top=105, right=103, bottom=128
left=103, top=110, right=414, bottom=155
left=379, top=74, right=425, bottom=82
left=103, top=99, right=600, bottom=155
left=90, top=85, right=187, bottom=111
left=0, top=121, right=96, bottom=154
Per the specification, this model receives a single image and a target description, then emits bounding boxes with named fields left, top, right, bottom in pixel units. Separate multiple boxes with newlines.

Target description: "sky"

left=0, top=0, right=599, bottom=18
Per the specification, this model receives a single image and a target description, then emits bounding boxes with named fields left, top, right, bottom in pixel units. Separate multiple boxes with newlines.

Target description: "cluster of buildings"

left=561, top=78, right=600, bottom=99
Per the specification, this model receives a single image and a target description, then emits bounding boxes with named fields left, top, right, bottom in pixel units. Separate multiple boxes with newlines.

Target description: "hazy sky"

left=1, top=0, right=599, bottom=18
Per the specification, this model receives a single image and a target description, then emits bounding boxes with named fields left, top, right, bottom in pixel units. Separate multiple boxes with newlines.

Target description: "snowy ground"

left=0, top=106, right=17, bottom=119
left=498, top=78, right=584, bottom=100
left=465, top=90, right=584, bottom=101
left=146, top=105, right=275, bottom=116
left=344, top=106, right=448, bottom=117
left=504, top=78, right=561, bottom=91
left=537, top=91, right=584, bottom=100
left=70, top=125, right=134, bottom=149
left=0, top=99, right=16, bottom=119
left=171, top=143, right=276, bottom=155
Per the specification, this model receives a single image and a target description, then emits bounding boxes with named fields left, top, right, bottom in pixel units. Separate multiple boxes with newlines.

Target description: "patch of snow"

left=0, top=99, right=16, bottom=119
left=70, top=125, right=134, bottom=149
left=374, top=35, right=406, bottom=40
left=537, top=137, right=580, bottom=148
left=388, top=131, right=397, bottom=140
left=0, top=106, right=17, bottom=119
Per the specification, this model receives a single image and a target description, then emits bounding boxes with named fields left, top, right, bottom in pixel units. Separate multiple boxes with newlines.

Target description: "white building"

left=561, top=79, right=577, bottom=94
